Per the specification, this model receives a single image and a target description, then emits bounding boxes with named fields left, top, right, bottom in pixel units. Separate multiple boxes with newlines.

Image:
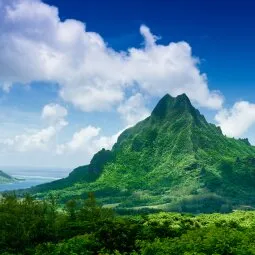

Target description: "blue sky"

left=44, top=0, right=255, bottom=101
left=0, top=0, right=255, bottom=170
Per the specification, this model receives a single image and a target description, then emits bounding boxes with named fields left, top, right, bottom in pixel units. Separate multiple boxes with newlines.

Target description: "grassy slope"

left=31, top=94, right=255, bottom=212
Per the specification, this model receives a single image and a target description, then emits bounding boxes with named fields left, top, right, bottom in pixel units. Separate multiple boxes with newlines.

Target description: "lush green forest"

left=27, top=94, right=255, bottom=213
left=2, top=193, right=255, bottom=255
left=3, top=94, right=255, bottom=254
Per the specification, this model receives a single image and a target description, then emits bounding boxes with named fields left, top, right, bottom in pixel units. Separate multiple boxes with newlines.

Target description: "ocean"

left=0, top=167, right=70, bottom=192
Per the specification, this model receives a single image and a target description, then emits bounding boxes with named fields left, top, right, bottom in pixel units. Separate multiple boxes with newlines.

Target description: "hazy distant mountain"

left=0, top=170, right=16, bottom=184
left=30, top=94, right=255, bottom=213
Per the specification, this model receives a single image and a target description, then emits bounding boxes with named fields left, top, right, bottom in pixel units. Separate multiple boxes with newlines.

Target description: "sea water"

left=0, top=167, right=69, bottom=192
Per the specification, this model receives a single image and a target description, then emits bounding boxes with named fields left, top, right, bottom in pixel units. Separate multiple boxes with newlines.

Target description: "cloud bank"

left=1, top=103, right=68, bottom=152
left=0, top=0, right=254, bottom=168
left=56, top=126, right=120, bottom=156
left=42, top=103, right=68, bottom=126
left=117, top=93, right=150, bottom=126
left=1, top=103, right=119, bottom=161
left=215, top=101, right=255, bottom=138
left=0, top=0, right=223, bottom=113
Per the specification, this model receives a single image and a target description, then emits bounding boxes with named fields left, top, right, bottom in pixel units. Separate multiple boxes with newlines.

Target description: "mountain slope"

left=31, top=94, right=255, bottom=212
left=0, top=170, right=16, bottom=184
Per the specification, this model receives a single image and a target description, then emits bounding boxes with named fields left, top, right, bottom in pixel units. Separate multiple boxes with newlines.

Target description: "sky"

left=0, top=0, right=255, bottom=170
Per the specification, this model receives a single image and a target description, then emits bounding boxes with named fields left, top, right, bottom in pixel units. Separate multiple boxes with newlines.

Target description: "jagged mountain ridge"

left=31, top=94, right=255, bottom=213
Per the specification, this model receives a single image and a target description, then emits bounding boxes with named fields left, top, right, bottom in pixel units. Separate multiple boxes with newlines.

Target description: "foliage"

left=2, top=194, right=255, bottom=254
left=25, top=94, right=255, bottom=213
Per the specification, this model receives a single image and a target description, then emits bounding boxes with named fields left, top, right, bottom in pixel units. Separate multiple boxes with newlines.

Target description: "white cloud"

left=1, top=126, right=57, bottom=152
left=2, top=0, right=255, bottom=168
left=118, top=93, right=150, bottom=126
left=215, top=101, right=255, bottom=137
left=0, top=103, right=68, bottom=152
left=140, top=25, right=159, bottom=48
left=56, top=126, right=120, bottom=156
left=0, top=98, right=122, bottom=165
left=41, top=103, right=68, bottom=126
left=56, top=126, right=100, bottom=154
left=92, top=129, right=122, bottom=151
left=0, top=0, right=223, bottom=112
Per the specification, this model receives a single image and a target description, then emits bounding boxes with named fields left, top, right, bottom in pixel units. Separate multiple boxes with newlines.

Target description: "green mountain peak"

left=30, top=93, right=255, bottom=213
left=151, top=93, right=174, bottom=118
left=151, top=93, right=192, bottom=117
left=151, top=93, right=206, bottom=128
left=175, top=93, right=194, bottom=112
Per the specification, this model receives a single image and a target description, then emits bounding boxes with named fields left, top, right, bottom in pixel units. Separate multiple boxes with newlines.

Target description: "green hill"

left=0, top=170, right=16, bottom=184
left=30, top=94, right=255, bottom=213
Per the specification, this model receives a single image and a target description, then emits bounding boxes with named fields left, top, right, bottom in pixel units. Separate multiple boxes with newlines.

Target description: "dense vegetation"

left=3, top=95, right=255, bottom=254
left=27, top=94, right=255, bottom=213
left=2, top=193, right=255, bottom=255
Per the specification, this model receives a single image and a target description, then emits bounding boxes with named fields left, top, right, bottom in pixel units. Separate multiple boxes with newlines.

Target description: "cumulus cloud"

left=215, top=101, right=255, bottom=137
left=2, top=126, right=57, bottom=152
left=56, top=126, right=120, bottom=156
left=0, top=0, right=223, bottom=112
left=0, top=103, right=119, bottom=162
left=3, top=0, right=255, bottom=167
left=140, top=25, right=159, bottom=48
left=117, top=93, right=150, bottom=126
left=1, top=103, right=68, bottom=152
left=41, top=103, right=68, bottom=127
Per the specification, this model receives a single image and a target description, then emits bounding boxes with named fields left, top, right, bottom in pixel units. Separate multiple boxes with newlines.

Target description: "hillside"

left=0, top=170, right=16, bottom=184
left=30, top=94, right=255, bottom=213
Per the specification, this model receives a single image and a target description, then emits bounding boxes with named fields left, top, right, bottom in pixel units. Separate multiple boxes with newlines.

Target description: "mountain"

left=30, top=94, right=255, bottom=213
left=0, top=170, right=16, bottom=184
